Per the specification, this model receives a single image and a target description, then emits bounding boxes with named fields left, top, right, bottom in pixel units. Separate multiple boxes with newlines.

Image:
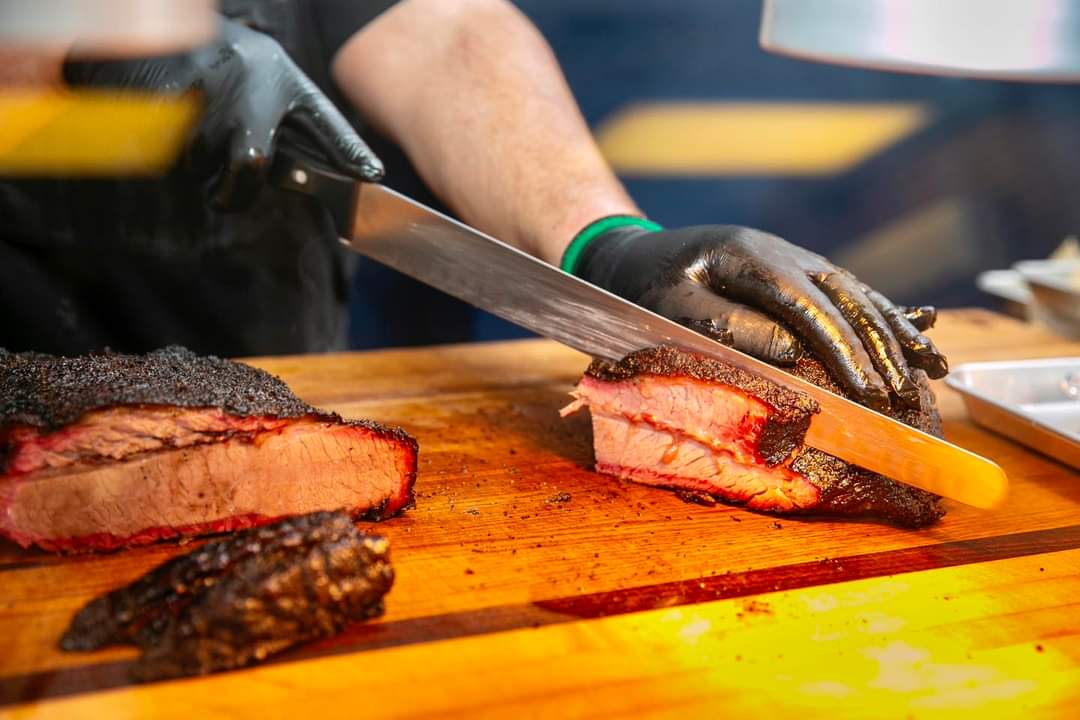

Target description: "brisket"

left=61, top=510, right=393, bottom=679
left=562, top=345, right=944, bottom=527
left=0, top=347, right=417, bottom=551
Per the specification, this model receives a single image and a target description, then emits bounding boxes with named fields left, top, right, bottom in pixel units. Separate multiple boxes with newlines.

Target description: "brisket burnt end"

left=61, top=511, right=393, bottom=680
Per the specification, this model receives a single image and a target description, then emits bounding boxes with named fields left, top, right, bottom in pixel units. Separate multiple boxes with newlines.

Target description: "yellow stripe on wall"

left=0, top=89, right=200, bottom=176
left=595, top=102, right=930, bottom=177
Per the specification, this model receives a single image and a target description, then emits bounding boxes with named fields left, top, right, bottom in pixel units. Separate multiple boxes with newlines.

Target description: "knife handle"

left=269, top=135, right=358, bottom=238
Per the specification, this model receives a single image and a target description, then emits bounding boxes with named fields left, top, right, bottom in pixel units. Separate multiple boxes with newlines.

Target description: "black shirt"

left=0, top=0, right=397, bottom=356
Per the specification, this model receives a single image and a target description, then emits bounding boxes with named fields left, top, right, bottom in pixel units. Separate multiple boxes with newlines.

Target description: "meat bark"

left=1, top=347, right=418, bottom=551
left=562, top=345, right=944, bottom=527
left=61, top=510, right=393, bottom=680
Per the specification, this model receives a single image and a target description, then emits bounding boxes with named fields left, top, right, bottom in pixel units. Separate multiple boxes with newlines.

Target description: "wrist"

left=529, top=191, right=642, bottom=266
left=560, top=214, right=663, bottom=275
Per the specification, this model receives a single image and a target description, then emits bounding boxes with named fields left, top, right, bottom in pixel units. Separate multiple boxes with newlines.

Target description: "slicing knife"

left=272, top=149, right=1009, bottom=509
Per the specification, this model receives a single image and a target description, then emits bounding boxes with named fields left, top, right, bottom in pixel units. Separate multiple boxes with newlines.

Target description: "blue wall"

left=350, top=0, right=1080, bottom=348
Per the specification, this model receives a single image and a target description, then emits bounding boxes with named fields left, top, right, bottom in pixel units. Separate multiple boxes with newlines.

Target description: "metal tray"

left=945, top=358, right=1080, bottom=470
left=1015, top=259, right=1080, bottom=339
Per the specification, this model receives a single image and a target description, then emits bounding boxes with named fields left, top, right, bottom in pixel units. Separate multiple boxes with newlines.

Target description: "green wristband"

left=560, top=215, right=663, bottom=275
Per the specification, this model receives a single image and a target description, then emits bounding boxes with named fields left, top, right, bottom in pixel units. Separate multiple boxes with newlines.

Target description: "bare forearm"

left=332, top=0, right=640, bottom=265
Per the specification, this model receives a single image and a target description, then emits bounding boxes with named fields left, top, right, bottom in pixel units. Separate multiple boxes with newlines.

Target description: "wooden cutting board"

left=2, top=309, right=1078, bottom=718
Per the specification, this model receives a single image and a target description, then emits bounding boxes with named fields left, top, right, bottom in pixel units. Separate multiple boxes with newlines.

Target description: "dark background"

left=349, top=0, right=1080, bottom=349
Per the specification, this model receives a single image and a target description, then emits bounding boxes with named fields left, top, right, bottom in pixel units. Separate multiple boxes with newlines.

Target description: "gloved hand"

left=563, top=218, right=948, bottom=412
left=63, top=17, right=382, bottom=209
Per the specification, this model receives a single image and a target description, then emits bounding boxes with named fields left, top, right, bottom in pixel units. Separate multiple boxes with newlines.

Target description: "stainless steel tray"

left=1015, top=259, right=1080, bottom=339
left=945, top=358, right=1080, bottom=470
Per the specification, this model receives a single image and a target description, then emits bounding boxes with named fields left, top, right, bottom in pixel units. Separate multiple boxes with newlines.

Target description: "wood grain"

left=10, top=547, right=1080, bottom=719
left=6, top=523, right=1079, bottom=707
left=1, top=309, right=1077, bottom=716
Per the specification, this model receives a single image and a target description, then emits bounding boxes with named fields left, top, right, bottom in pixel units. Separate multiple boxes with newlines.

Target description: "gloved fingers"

left=813, top=272, right=920, bottom=406
left=648, top=280, right=802, bottom=364
left=866, top=291, right=948, bottom=379
left=209, top=124, right=275, bottom=211
left=738, top=273, right=892, bottom=411
left=207, top=82, right=286, bottom=211
left=675, top=318, right=734, bottom=346
left=286, top=92, right=383, bottom=182
left=185, top=116, right=227, bottom=180
left=900, top=304, right=937, bottom=332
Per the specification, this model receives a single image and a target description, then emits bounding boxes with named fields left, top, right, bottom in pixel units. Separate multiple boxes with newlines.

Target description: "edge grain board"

left=10, top=548, right=1080, bottom=718
left=2, top=310, right=1078, bottom=714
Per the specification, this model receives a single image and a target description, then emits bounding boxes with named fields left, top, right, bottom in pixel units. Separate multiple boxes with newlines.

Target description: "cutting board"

left=2, top=309, right=1079, bottom=718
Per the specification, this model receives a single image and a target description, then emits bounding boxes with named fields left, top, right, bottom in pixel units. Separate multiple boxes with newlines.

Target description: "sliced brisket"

left=562, top=345, right=944, bottom=527
left=0, top=347, right=417, bottom=551
left=61, top=510, right=393, bottom=679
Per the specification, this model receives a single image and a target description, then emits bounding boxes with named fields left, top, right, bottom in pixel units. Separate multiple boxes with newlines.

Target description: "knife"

left=272, top=148, right=1009, bottom=509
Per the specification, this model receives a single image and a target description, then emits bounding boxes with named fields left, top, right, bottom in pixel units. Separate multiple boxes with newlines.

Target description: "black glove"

left=64, top=17, right=382, bottom=209
left=564, top=218, right=948, bottom=412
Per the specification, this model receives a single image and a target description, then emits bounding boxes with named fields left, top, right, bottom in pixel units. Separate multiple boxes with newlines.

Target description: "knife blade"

left=272, top=150, right=1009, bottom=509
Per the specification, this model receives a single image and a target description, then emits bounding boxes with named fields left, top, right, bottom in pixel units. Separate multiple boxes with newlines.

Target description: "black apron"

left=0, top=0, right=395, bottom=356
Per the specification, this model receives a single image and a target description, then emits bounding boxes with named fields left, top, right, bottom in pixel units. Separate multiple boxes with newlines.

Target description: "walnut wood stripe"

left=4, top=522, right=1079, bottom=708
left=0, top=559, right=49, bottom=573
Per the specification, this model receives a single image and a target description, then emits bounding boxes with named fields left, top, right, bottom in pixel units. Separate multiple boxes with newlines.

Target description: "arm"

left=331, top=0, right=946, bottom=409
left=330, top=0, right=639, bottom=266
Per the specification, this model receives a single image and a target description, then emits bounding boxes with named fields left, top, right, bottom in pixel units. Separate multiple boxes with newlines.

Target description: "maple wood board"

left=1, top=309, right=1077, bottom=718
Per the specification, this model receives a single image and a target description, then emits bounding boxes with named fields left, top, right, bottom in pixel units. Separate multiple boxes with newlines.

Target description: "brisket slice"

left=0, top=346, right=418, bottom=552
left=561, top=345, right=944, bottom=527
left=61, top=510, right=393, bottom=680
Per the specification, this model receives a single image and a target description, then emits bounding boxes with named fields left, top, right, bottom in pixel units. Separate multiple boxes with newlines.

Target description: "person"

left=0, top=0, right=945, bottom=412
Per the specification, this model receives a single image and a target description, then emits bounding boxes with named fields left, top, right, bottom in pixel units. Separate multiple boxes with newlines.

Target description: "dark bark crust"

left=0, top=345, right=416, bottom=447
left=787, top=355, right=944, bottom=527
left=61, top=510, right=393, bottom=679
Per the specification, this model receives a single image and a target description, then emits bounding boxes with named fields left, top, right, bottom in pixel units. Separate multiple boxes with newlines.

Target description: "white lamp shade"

left=761, top=0, right=1080, bottom=82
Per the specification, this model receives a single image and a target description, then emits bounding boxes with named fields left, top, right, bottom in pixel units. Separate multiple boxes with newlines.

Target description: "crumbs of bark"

left=674, top=489, right=716, bottom=507
left=547, top=492, right=572, bottom=504
left=739, top=600, right=773, bottom=617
